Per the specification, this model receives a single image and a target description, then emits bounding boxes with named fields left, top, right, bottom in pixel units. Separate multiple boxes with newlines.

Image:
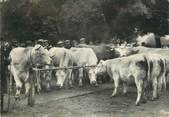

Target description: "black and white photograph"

left=0, top=0, right=169, bottom=117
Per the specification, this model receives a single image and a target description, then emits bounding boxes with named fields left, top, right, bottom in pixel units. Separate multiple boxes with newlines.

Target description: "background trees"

left=1, top=0, right=168, bottom=43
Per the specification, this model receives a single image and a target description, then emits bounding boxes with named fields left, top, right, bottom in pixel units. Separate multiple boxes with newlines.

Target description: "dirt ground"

left=2, top=83, right=169, bottom=117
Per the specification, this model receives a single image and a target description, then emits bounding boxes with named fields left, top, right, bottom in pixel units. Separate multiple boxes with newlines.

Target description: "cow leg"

left=68, top=70, right=73, bottom=88
left=167, top=73, right=169, bottom=89
left=45, top=66, right=52, bottom=91
left=123, top=82, right=128, bottom=96
left=78, top=68, right=83, bottom=86
left=135, top=79, right=143, bottom=106
left=36, top=70, right=41, bottom=94
left=46, top=82, right=51, bottom=91
left=46, top=73, right=52, bottom=91
left=141, top=81, right=147, bottom=103
left=79, top=77, right=83, bottom=86
left=162, top=73, right=167, bottom=92
left=97, top=75, right=103, bottom=84
left=68, top=69, right=73, bottom=88
left=71, top=69, right=75, bottom=84
left=63, top=70, right=72, bottom=89
left=68, top=78, right=73, bottom=88
left=64, top=74, right=69, bottom=89
left=152, top=77, right=158, bottom=100
left=24, top=71, right=30, bottom=96
left=111, top=73, right=119, bottom=97
left=157, top=76, right=163, bottom=97
left=25, top=82, right=30, bottom=96
left=11, top=66, right=22, bottom=97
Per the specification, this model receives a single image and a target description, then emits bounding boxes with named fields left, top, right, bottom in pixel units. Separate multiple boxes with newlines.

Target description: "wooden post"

left=1, top=40, right=4, bottom=112
left=28, top=70, right=35, bottom=107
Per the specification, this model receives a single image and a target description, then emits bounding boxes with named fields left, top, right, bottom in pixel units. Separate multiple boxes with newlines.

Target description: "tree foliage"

left=1, top=0, right=168, bottom=43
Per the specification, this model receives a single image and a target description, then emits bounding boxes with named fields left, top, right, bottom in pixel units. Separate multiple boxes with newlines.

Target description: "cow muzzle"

left=91, top=81, right=98, bottom=86
left=56, top=84, right=63, bottom=89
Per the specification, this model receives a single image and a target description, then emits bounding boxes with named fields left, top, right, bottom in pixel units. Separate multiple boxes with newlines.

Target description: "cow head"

left=136, top=37, right=148, bottom=47
left=114, top=46, right=139, bottom=57
left=31, top=44, right=51, bottom=67
left=114, top=46, right=127, bottom=57
left=88, top=68, right=97, bottom=86
left=95, top=60, right=107, bottom=75
left=55, top=70, right=66, bottom=88
left=136, top=33, right=156, bottom=47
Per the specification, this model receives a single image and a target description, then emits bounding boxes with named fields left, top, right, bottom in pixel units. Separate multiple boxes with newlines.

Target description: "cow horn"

left=110, top=48, right=114, bottom=51
left=34, top=44, right=42, bottom=50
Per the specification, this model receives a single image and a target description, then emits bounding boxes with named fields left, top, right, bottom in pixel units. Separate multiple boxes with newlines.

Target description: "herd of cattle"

left=8, top=34, right=169, bottom=106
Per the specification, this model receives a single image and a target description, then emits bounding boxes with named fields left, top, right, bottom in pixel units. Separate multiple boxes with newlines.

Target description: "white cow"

left=135, top=47, right=169, bottom=90
left=136, top=33, right=156, bottom=47
left=95, top=54, right=148, bottom=105
left=70, top=47, right=98, bottom=86
left=114, top=46, right=168, bottom=92
left=145, top=54, right=166, bottom=100
left=160, top=35, right=169, bottom=47
left=9, top=44, right=51, bottom=98
left=115, top=46, right=169, bottom=70
left=49, top=47, right=73, bottom=88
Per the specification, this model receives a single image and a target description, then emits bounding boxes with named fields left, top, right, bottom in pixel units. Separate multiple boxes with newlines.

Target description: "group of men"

left=3, top=33, right=169, bottom=107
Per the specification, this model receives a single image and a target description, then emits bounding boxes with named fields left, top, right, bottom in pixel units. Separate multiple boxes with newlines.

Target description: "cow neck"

left=28, top=48, right=34, bottom=67
left=105, top=61, right=111, bottom=76
left=50, top=54, right=57, bottom=66
left=105, top=62, right=108, bottom=72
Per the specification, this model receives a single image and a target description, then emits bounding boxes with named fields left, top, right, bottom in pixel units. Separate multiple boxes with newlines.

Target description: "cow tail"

left=162, top=58, right=167, bottom=91
left=143, top=55, right=150, bottom=82
left=8, top=54, right=12, bottom=65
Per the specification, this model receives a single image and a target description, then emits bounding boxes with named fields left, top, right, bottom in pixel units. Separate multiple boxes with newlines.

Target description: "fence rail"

left=32, top=65, right=96, bottom=71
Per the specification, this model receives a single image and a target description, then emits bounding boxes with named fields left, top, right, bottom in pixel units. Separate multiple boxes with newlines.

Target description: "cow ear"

left=34, top=44, right=42, bottom=51
left=110, top=47, right=115, bottom=51
left=56, top=71, right=59, bottom=76
left=99, top=60, right=105, bottom=65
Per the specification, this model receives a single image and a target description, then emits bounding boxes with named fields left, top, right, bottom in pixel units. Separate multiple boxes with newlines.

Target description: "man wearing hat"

left=11, top=39, right=18, bottom=48
left=64, top=40, right=72, bottom=49
left=20, top=42, right=26, bottom=47
left=72, top=40, right=78, bottom=47
left=77, top=37, right=88, bottom=47
left=79, top=38, right=86, bottom=44
left=37, top=39, right=45, bottom=46
left=26, top=40, right=32, bottom=47
left=43, top=40, right=49, bottom=49
left=57, top=40, right=64, bottom=47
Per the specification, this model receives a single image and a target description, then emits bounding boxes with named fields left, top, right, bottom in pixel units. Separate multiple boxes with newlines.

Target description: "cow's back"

left=70, top=48, right=98, bottom=66
left=10, top=47, right=31, bottom=65
left=76, top=45, right=115, bottom=60
left=105, top=54, right=147, bottom=82
left=49, top=47, right=73, bottom=67
left=133, top=47, right=169, bottom=71
left=49, top=47, right=65, bottom=66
